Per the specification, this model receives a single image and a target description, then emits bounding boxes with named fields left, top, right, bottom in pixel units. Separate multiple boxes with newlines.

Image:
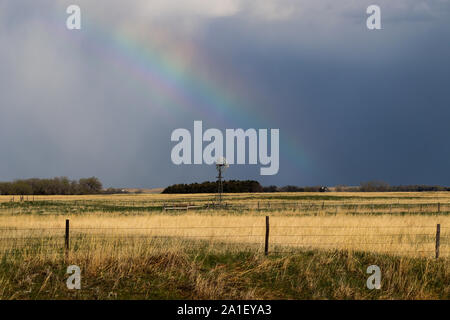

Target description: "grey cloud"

left=1, top=1, right=449, bottom=187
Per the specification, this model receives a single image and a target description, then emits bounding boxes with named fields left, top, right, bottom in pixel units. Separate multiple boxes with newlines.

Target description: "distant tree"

left=262, top=185, right=278, bottom=192
left=11, top=181, right=33, bottom=195
left=0, top=182, right=12, bottom=195
left=360, top=181, right=390, bottom=192
left=79, top=177, right=102, bottom=194
left=0, top=177, right=105, bottom=195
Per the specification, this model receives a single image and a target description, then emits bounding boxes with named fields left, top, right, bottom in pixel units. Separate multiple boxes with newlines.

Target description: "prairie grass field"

left=0, top=192, right=448, bottom=299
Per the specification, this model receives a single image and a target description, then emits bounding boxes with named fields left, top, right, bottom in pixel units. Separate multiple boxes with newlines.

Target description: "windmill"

left=216, top=157, right=229, bottom=206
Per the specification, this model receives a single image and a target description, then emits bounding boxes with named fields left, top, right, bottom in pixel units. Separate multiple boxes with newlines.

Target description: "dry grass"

left=0, top=213, right=448, bottom=258
left=0, top=192, right=448, bottom=299
left=3, top=191, right=450, bottom=204
left=2, top=191, right=450, bottom=215
left=0, top=245, right=448, bottom=299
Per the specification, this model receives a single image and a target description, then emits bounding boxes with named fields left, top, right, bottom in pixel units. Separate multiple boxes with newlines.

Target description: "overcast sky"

left=1, top=0, right=450, bottom=188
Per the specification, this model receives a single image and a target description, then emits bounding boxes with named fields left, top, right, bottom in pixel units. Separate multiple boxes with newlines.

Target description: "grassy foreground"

left=0, top=192, right=448, bottom=299
left=0, top=248, right=448, bottom=300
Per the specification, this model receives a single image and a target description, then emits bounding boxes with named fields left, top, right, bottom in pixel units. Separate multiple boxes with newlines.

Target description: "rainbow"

left=63, top=13, right=311, bottom=173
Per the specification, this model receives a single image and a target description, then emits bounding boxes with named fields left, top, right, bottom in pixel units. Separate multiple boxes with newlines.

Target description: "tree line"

left=358, top=181, right=450, bottom=192
left=2, top=177, right=448, bottom=195
left=0, top=177, right=112, bottom=195
left=162, top=180, right=264, bottom=194
left=262, top=185, right=327, bottom=192
left=163, top=181, right=329, bottom=194
left=163, top=180, right=450, bottom=194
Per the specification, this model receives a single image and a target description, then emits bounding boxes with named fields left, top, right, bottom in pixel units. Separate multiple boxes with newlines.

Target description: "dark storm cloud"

left=1, top=1, right=449, bottom=188
left=199, top=2, right=450, bottom=186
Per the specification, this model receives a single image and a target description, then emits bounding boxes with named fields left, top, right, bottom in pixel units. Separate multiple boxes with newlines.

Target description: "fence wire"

left=0, top=222, right=446, bottom=258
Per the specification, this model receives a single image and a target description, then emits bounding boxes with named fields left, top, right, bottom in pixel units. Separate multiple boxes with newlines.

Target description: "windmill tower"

left=216, top=157, right=229, bottom=206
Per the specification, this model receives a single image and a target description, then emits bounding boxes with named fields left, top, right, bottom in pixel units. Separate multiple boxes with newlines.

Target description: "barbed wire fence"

left=0, top=218, right=446, bottom=259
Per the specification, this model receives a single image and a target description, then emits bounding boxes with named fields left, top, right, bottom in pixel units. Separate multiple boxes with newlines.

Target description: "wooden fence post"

left=65, top=219, right=70, bottom=254
left=265, top=216, right=270, bottom=256
left=435, top=224, right=440, bottom=259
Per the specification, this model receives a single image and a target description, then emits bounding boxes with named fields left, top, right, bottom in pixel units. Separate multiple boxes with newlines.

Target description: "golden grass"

left=0, top=192, right=448, bottom=262
left=2, top=191, right=450, bottom=203
left=0, top=192, right=448, bottom=299
left=1, top=247, right=448, bottom=299
left=0, top=212, right=447, bottom=259
left=2, top=192, right=450, bottom=216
